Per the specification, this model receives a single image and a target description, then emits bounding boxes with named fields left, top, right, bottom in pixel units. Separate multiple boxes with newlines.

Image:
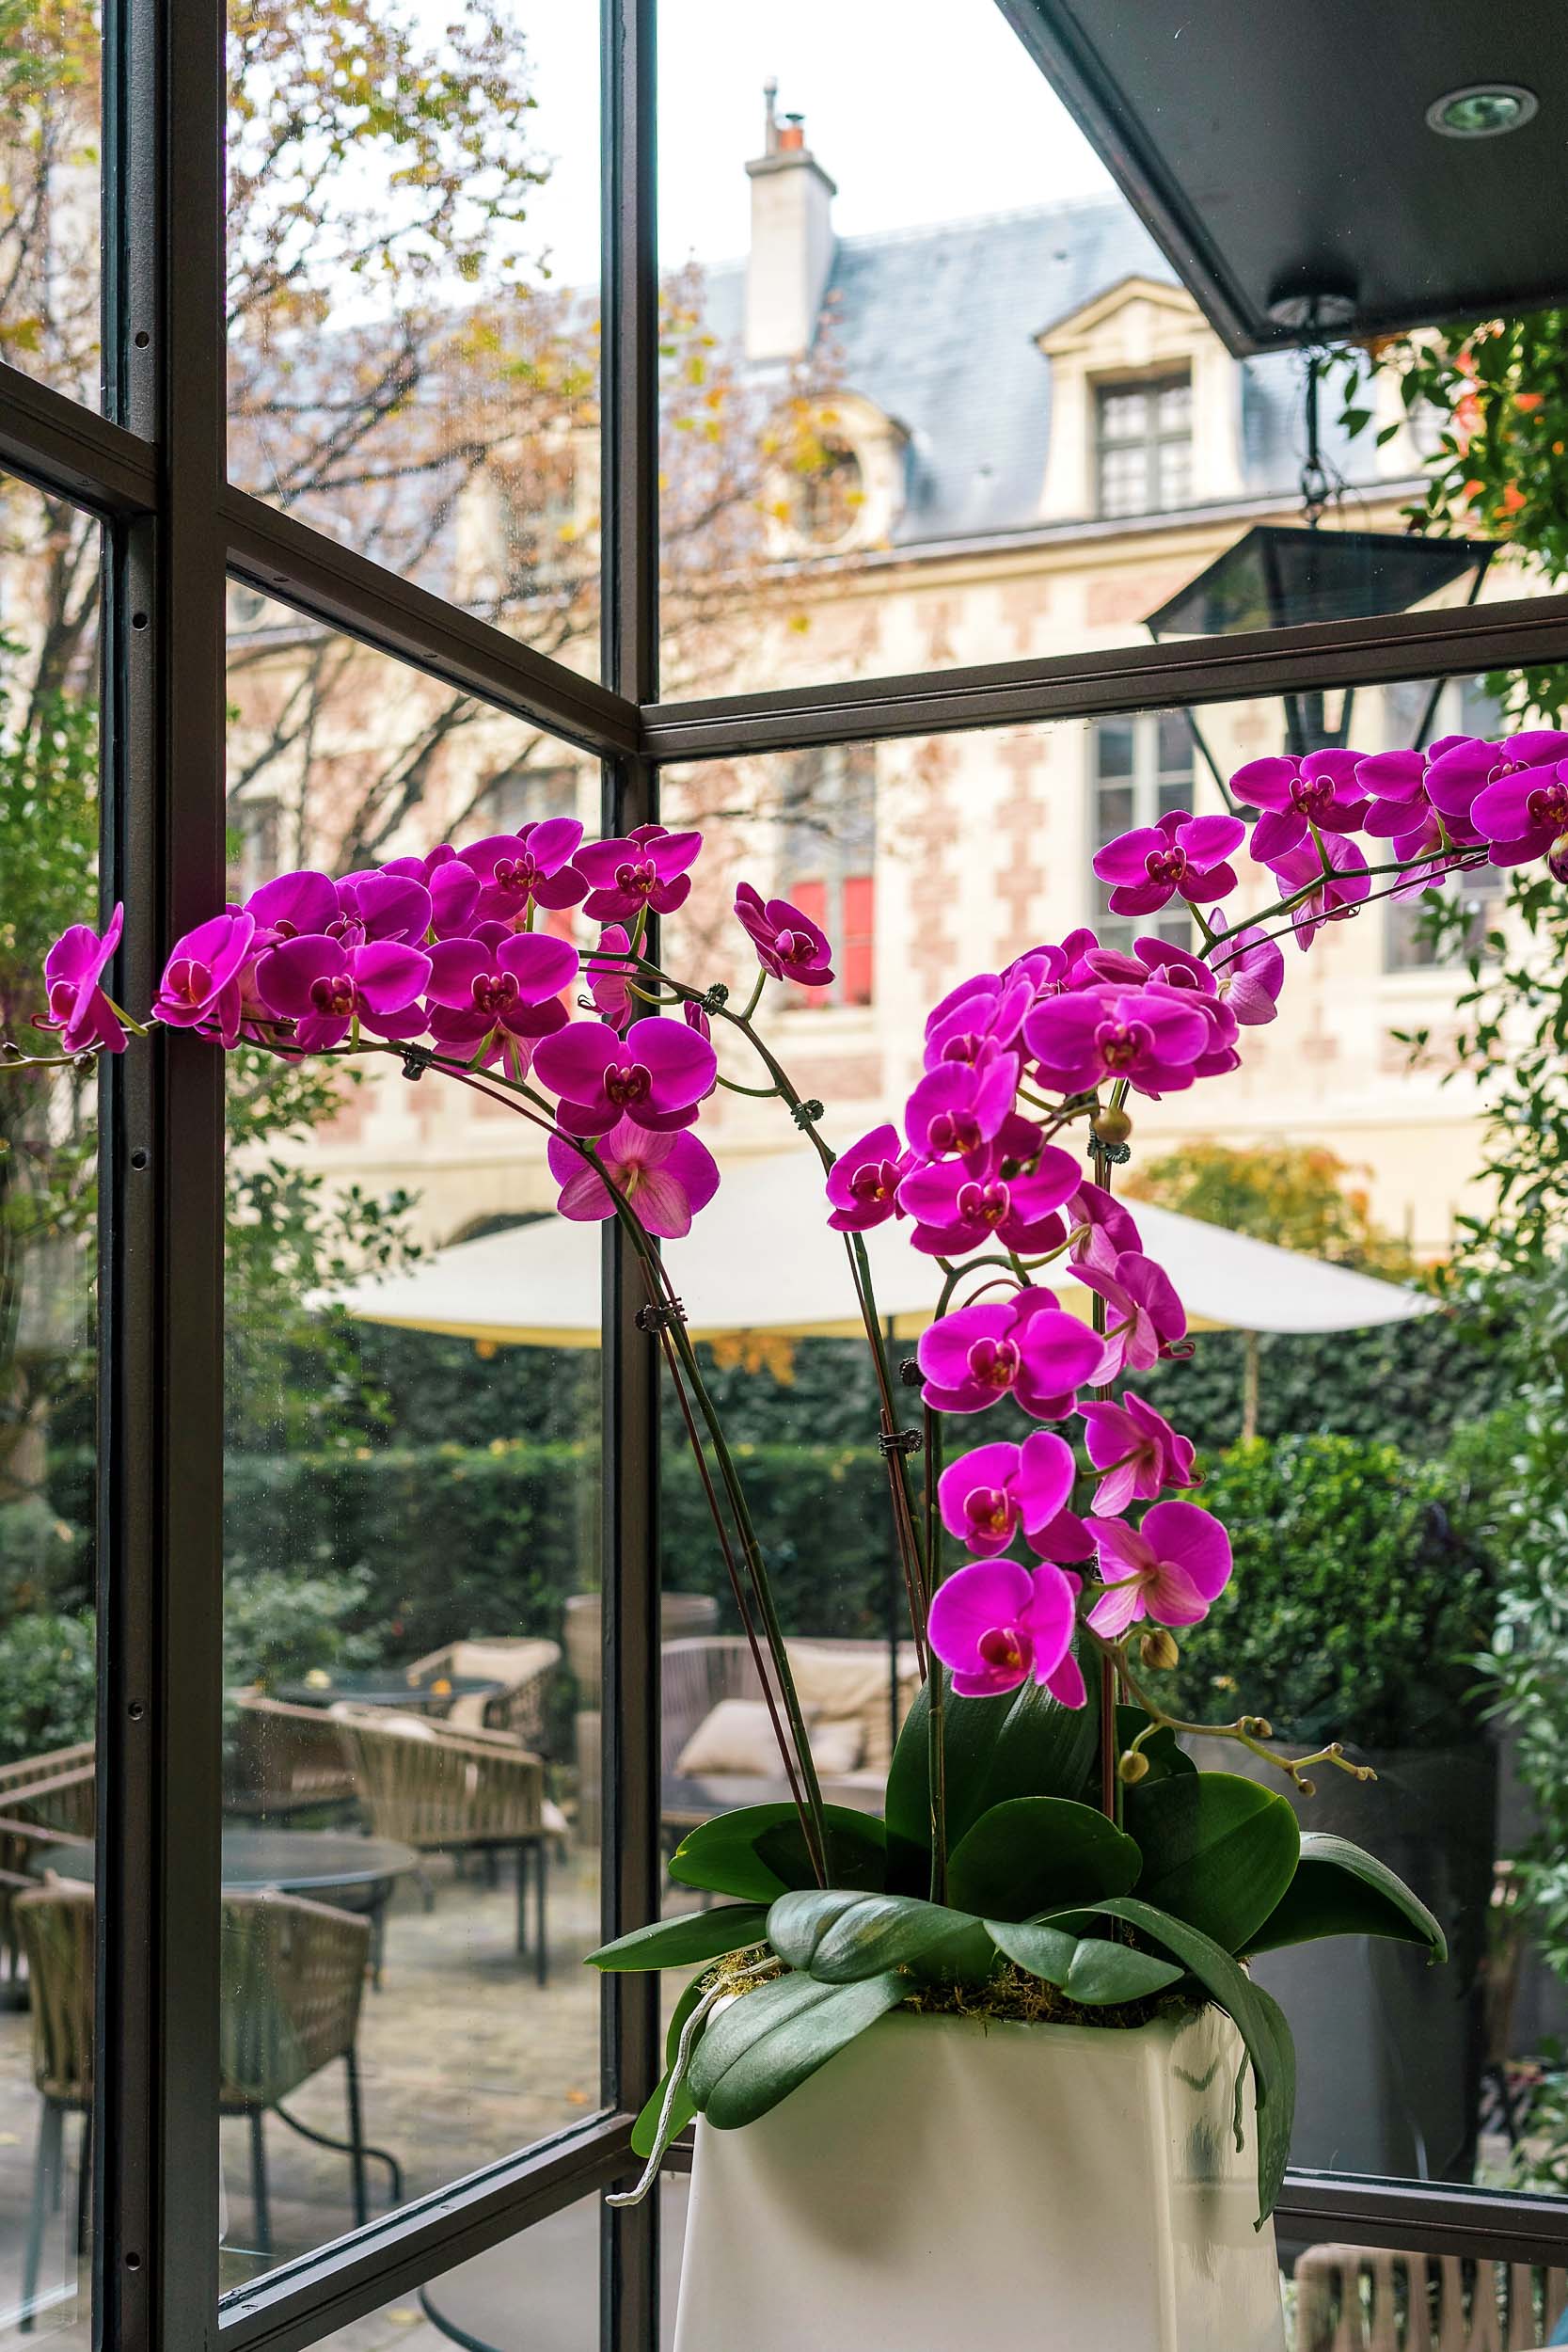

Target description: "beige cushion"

left=784, top=1643, right=921, bottom=1775
left=675, top=1697, right=868, bottom=1783
left=676, top=1699, right=790, bottom=1780
left=448, top=1640, right=554, bottom=1687
left=804, top=1716, right=864, bottom=1777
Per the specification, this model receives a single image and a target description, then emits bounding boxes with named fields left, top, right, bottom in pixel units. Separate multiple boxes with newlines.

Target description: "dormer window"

left=1095, top=372, right=1193, bottom=517
left=793, top=439, right=864, bottom=545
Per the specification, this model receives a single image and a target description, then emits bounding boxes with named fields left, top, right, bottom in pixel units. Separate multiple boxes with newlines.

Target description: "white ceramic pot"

left=673, top=2004, right=1286, bottom=2352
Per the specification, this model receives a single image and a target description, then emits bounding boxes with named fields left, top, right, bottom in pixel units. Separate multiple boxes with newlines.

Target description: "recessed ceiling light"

left=1426, top=83, right=1538, bottom=138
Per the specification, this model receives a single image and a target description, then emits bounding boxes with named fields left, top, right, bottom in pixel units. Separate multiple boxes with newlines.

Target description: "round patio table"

left=273, top=1670, right=501, bottom=1713
left=52, top=1826, right=420, bottom=1984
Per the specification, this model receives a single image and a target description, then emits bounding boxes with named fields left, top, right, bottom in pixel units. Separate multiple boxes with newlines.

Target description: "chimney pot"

left=745, top=90, right=836, bottom=362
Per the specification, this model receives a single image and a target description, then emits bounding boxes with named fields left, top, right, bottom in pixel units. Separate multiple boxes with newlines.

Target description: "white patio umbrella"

left=334, top=1150, right=1432, bottom=1347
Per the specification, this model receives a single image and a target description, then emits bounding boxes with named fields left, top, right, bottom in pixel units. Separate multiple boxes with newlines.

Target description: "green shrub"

left=219, top=1438, right=896, bottom=1663
left=223, top=1565, right=385, bottom=1695
left=1164, top=1434, right=1495, bottom=1751
left=0, top=1612, right=96, bottom=1766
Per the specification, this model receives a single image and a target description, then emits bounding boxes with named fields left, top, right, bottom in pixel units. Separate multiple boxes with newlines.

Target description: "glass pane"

left=226, top=4, right=601, bottom=676
left=0, top=474, right=101, bottom=2340
left=1094, top=718, right=1135, bottom=782
left=282, top=2183, right=687, bottom=2352
left=220, top=596, right=604, bottom=2282
left=1155, top=711, right=1192, bottom=783
left=1097, top=444, right=1148, bottom=519
left=649, top=668, right=1568, bottom=2221
left=1098, top=386, right=1150, bottom=443
left=0, top=0, right=101, bottom=407
left=1156, top=377, right=1192, bottom=432
left=655, top=0, right=1503, bottom=691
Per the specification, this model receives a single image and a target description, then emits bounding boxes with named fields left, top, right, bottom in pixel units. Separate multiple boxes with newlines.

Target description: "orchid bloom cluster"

left=11, top=717, right=1556, bottom=1799
left=806, top=717, right=1568, bottom=1762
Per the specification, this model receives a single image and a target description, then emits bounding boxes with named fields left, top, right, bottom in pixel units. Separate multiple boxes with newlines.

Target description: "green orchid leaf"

left=1097, top=1893, right=1296, bottom=2226
left=1116, top=1707, right=1196, bottom=1784
left=768, top=1887, right=997, bottom=1985
left=884, top=1661, right=1101, bottom=1894
left=667, top=1804, right=887, bottom=1902
left=988, top=1917, right=1183, bottom=2006
left=1243, top=1832, right=1447, bottom=1960
left=628, top=1973, right=706, bottom=2160
left=588, top=1903, right=770, bottom=1972
left=1125, top=1771, right=1300, bottom=1953
left=946, top=1795, right=1142, bottom=1921
left=688, top=1967, right=908, bottom=2129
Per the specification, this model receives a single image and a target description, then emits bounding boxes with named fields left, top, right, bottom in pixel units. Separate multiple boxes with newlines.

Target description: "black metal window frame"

left=2, top=1, right=1568, bottom=2344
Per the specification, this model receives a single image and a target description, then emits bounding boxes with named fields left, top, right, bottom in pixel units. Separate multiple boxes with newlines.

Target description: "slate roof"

left=699, top=193, right=1376, bottom=548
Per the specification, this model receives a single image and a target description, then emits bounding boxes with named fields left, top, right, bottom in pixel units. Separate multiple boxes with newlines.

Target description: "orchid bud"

left=1296, top=1776, right=1317, bottom=1799
left=1550, top=831, right=1568, bottom=885
left=1091, top=1103, right=1132, bottom=1147
left=1117, top=1749, right=1149, bottom=1785
left=1140, top=1629, right=1180, bottom=1672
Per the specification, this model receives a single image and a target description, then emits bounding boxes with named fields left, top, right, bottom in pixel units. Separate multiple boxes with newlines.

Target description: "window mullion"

left=599, top=4, right=662, bottom=2350
left=100, top=0, right=230, bottom=2345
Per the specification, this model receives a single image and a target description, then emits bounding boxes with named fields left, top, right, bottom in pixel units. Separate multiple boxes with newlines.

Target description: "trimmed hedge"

left=1164, top=1434, right=1495, bottom=1750
left=219, top=1438, right=899, bottom=1661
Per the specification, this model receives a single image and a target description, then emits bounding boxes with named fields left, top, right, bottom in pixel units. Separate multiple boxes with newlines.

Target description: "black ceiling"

left=997, top=0, right=1568, bottom=354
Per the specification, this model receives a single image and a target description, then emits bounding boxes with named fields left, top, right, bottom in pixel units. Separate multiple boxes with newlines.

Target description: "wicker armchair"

left=230, top=1692, right=360, bottom=1819
left=659, top=1635, right=919, bottom=1836
left=331, top=1708, right=553, bottom=1983
left=15, top=1882, right=377, bottom=2310
left=401, top=1638, right=561, bottom=1750
left=1295, top=2240, right=1568, bottom=2350
left=0, top=1753, right=96, bottom=1983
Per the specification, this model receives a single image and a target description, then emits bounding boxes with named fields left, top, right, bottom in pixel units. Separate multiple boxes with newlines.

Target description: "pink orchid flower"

left=937, top=1432, right=1077, bottom=1557
left=916, top=1290, right=1105, bottom=1419
left=1092, top=809, right=1244, bottom=915
left=534, top=1013, right=717, bottom=1139
left=927, top=1556, right=1085, bottom=1705
left=253, top=933, right=433, bottom=1050
left=1072, top=1249, right=1187, bottom=1380
left=734, top=882, right=835, bottom=988
left=40, top=905, right=128, bottom=1056
left=152, top=910, right=257, bottom=1048
left=1087, top=1501, right=1231, bottom=1636
left=1080, top=1391, right=1196, bottom=1518
left=546, top=1116, right=719, bottom=1239
left=825, top=1123, right=913, bottom=1232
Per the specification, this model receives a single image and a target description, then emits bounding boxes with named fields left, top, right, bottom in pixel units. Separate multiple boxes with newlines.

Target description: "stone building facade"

left=229, top=97, right=1528, bottom=1259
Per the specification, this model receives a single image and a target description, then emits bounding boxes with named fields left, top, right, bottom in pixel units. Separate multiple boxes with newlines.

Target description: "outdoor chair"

left=566, top=1592, right=719, bottom=1843
left=401, top=1637, right=562, bottom=1750
left=230, top=1691, right=361, bottom=1819
left=330, top=1708, right=554, bottom=1984
left=659, top=1635, right=921, bottom=1852
left=1294, top=2241, right=1568, bottom=2350
left=0, top=1747, right=94, bottom=1819
left=14, top=1881, right=384, bottom=2314
left=0, top=1753, right=96, bottom=1985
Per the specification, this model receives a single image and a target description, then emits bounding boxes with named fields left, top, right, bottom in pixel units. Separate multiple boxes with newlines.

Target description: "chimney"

left=745, top=81, right=836, bottom=363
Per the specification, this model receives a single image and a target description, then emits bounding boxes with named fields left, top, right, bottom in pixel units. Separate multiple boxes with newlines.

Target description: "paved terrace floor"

left=0, top=1849, right=648, bottom=2349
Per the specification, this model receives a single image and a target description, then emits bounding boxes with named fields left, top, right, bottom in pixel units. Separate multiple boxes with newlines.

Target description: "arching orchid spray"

left=2, top=736, right=1538, bottom=1903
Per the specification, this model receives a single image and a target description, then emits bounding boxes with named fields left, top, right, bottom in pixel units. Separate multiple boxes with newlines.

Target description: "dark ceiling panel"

left=998, top=0, right=1568, bottom=353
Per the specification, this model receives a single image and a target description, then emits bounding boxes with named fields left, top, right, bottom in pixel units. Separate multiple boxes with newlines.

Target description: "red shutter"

left=842, top=874, right=875, bottom=1006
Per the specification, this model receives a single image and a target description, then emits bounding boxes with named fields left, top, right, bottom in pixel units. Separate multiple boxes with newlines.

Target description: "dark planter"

left=1185, top=1736, right=1496, bottom=2185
